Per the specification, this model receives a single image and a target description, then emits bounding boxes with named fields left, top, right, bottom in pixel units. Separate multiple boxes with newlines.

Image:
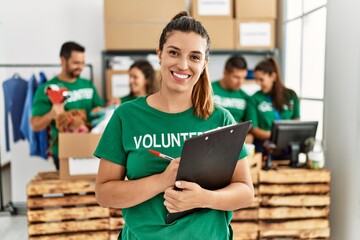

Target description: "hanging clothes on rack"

left=2, top=74, right=28, bottom=151
left=0, top=63, right=95, bottom=153
left=20, top=72, right=49, bottom=159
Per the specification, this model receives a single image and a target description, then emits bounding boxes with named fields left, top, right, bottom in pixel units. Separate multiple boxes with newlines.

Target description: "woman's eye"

left=169, top=50, right=179, bottom=56
left=190, top=55, right=201, bottom=61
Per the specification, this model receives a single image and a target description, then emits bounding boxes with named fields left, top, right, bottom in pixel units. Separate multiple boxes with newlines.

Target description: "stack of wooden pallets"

left=258, top=164, right=331, bottom=239
left=27, top=172, right=112, bottom=240
left=108, top=209, right=123, bottom=240
left=27, top=157, right=331, bottom=240
left=232, top=153, right=262, bottom=240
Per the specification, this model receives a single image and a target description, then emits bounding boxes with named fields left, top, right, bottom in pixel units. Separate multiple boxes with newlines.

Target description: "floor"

left=0, top=213, right=27, bottom=239
left=1, top=163, right=28, bottom=239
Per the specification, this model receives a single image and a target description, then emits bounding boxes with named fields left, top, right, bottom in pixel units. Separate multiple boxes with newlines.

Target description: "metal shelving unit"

left=101, top=49, right=279, bottom=100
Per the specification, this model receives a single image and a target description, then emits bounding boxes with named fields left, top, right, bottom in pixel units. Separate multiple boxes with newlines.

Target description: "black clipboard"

left=166, top=121, right=251, bottom=224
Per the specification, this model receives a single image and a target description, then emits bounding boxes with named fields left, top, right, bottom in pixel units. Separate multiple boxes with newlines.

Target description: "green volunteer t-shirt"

left=94, top=96, right=247, bottom=240
left=245, top=90, right=300, bottom=131
left=32, top=77, right=104, bottom=157
left=120, top=94, right=137, bottom=104
left=212, top=81, right=249, bottom=122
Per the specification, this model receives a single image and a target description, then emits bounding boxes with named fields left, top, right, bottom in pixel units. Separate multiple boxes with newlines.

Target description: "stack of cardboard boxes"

left=234, top=0, right=277, bottom=50
left=191, top=0, right=277, bottom=50
left=104, top=0, right=277, bottom=51
left=191, top=0, right=235, bottom=49
left=104, top=0, right=186, bottom=50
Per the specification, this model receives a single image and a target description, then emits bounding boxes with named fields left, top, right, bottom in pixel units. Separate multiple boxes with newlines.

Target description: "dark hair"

left=129, top=60, right=156, bottom=95
left=159, top=11, right=213, bottom=119
left=224, top=55, right=247, bottom=73
left=254, top=58, right=297, bottom=112
left=60, top=41, right=85, bottom=59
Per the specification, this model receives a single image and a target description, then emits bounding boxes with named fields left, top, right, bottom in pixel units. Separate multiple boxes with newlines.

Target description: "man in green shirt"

left=31, top=42, right=104, bottom=169
left=212, top=55, right=249, bottom=122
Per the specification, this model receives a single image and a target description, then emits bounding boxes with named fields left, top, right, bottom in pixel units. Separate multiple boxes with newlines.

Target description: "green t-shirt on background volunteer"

left=94, top=96, right=248, bottom=240
left=32, top=77, right=104, bottom=157
left=212, top=81, right=249, bottom=122
left=245, top=90, right=300, bottom=131
left=120, top=94, right=137, bottom=104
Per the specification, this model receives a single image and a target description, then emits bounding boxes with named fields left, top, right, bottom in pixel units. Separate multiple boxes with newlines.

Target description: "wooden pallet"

left=27, top=158, right=331, bottom=240
left=231, top=153, right=262, bottom=240
left=27, top=172, right=111, bottom=239
left=248, top=153, right=262, bottom=185
left=258, top=162, right=331, bottom=239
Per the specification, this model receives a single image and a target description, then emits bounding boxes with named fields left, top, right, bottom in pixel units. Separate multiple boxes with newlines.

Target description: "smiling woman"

left=94, top=11, right=254, bottom=240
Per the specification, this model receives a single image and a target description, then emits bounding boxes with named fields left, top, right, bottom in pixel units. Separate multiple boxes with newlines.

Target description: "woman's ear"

left=202, top=59, right=209, bottom=73
left=156, top=49, right=162, bottom=64
left=271, top=72, right=277, bottom=81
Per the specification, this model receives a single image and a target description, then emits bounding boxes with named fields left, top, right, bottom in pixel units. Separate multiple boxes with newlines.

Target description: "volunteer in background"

left=120, top=59, right=156, bottom=104
left=245, top=58, right=300, bottom=153
left=212, top=55, right=249, bottom=122
left=31, top=41, right=104, bottom=170
left=95, top=11, right=254, bottom=240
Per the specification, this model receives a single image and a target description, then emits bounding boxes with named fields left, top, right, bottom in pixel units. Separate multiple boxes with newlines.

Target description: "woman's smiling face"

left=157, top=31, right=208, bottom=94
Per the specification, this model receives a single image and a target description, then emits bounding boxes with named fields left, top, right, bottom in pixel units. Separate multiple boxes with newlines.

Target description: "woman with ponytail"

left=245, top=58, right=300, bottom=153
left=94, top=11, right=254, bottom=240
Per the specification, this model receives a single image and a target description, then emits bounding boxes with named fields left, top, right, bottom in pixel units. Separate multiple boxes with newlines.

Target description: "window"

left=283, top=0, right=327, bottom=140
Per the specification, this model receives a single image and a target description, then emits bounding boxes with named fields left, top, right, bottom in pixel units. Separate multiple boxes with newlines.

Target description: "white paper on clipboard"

left=111, top=74, right=130, bottom=97
left=198, top=0, right=230, bottom=16
left=239, top=22, right=272, bottom=47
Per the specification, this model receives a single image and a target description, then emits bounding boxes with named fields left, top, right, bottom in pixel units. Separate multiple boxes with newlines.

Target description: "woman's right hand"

left=159, top=157, right=180, bottom=191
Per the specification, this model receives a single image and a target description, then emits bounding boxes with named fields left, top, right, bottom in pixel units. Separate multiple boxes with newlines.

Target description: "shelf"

left=101, top=49, right=279, bottom=100
left=102, top=49, right=278, bottom=57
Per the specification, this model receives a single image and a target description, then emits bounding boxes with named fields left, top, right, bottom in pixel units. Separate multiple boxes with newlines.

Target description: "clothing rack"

left=0, top=63, right=94, bottom=82
left=0, top=63, right=94, bottom=214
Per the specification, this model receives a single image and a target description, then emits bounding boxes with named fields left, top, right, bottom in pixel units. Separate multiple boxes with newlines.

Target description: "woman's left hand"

left=163, top=181, right=208, bottom=213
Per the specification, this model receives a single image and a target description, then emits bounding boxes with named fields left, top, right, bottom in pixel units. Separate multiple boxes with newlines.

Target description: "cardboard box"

left=191, top=0, right=233, bottom=20
left=234, top=0, right=277, bottom=19
left=106, top=70, right=161, bottom=101
left=201, top=19, right=235, bottom=49
left=105, top=22, right=164, bottom=50
left=106, top=69, right=130, bottom=101
left=59, top=133, right=101, bottom=180
left=235, top=19, right=275, bottom=50
left=104, top=0, right=186, bottom=22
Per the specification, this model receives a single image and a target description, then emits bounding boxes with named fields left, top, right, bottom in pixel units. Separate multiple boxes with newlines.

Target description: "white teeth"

left=173, top=72, right=189, bottom=79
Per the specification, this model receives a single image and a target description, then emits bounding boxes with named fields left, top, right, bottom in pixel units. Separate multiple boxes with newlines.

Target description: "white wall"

left=0, top=0, right=263, bottom=204
left=324, top=0, right=360, bottom=239
left=0, top=0, right=104, bottom=203
left=2, top=3, right=359, bottom=239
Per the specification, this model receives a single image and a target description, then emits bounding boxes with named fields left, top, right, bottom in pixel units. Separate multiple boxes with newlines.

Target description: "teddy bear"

left=55, top=109, right=89, bottom=133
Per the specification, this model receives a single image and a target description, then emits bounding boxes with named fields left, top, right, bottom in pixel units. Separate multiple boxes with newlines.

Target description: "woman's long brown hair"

left=158, top=11, right=213, bottom=119
left=255, top=58, right=297, bottom=112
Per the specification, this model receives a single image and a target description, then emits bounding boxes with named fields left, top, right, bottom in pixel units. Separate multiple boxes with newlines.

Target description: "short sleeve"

left=93, top=110, right=126, bottom=166
left=245, top=97, right=258, bottom=128
left=292, top=93, right=301, bottom=119
left=222, top=108, right=248, bottom=160
left=91, top=84, right=105, bottom=107
left=32, top=84, right=51, bottom=116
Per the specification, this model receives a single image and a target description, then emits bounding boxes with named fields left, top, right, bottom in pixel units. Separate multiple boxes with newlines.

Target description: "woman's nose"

left=177, top=57, right=189, bottom=70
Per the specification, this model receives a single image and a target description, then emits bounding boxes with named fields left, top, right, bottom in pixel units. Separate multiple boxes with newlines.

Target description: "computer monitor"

left=270, top=120, right=318, bottom=167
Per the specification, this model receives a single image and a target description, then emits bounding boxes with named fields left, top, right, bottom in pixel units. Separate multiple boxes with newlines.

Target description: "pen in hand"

left=149, top=149, right=174, bottom=161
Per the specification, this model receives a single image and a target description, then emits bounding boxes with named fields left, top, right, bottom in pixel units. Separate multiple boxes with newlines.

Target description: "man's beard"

left=67, top=68, right=81, bottom=78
